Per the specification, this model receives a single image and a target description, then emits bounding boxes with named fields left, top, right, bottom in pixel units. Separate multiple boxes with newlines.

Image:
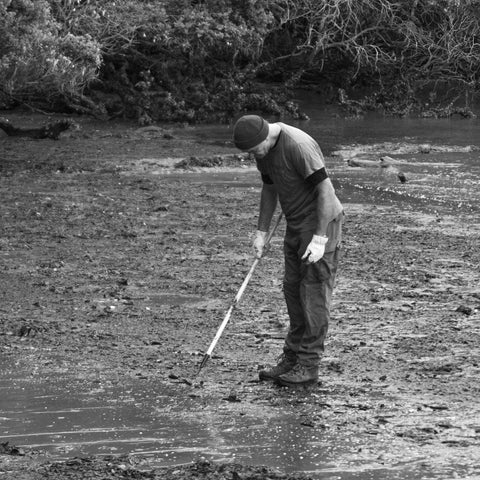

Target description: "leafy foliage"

left=1, top=0, right=479, bottom=120
left=46, top=0, right=286, bottom=122
left=0, top=0, right=102, bottom=111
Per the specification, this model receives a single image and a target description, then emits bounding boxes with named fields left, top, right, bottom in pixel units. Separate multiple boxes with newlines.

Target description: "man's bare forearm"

left=258, top=184, right=278, bottom=232
left=314, top=179, right=343, bottom=236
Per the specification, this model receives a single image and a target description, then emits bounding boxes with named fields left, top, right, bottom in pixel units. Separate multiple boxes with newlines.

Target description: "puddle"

left=0, top=374, right=444, bottom=479
left=0, top=376, right=200, bottom=461
left=0, top=374, right=354, bottom=474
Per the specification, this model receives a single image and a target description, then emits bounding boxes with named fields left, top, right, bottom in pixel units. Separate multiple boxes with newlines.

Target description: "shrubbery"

left=1, top=0, right=479, bottom=121
left=0, top=0, right=102, bottom=112
left=54, top=0, right=292, bottom=122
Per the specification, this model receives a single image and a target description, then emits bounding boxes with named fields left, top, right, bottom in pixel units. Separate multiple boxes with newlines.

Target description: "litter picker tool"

left=198, top=213, right=283, bottom=374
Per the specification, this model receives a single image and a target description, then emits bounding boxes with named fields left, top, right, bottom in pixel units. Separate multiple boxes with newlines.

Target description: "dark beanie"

left=233, top=115, right=269, bottom=150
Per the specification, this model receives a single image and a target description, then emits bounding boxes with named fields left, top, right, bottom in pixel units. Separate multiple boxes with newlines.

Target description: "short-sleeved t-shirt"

left=256, top=123, right=327, bottom=232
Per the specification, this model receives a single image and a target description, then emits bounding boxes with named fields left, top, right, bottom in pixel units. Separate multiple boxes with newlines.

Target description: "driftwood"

left=0, top=117, right=73, bottom=140
left=348, top=155, right=407, bottom=183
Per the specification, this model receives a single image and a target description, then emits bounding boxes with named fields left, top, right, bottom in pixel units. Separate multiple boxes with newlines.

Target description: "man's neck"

left=267, top=123, right=281, bottom=148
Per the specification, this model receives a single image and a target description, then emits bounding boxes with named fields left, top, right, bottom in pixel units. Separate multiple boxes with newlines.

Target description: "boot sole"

left=258, top=372, right=283, bottom=381
left=275, top=377, right=319, bottom=389
left=259, top=366, right=297, bottom=382
left=259, top=375, right=274, bottom=381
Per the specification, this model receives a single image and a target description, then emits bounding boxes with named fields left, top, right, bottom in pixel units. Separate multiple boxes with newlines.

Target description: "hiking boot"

left=276, top=363, right=319, bottom=388
left=258, top=353, right=297, bottom=381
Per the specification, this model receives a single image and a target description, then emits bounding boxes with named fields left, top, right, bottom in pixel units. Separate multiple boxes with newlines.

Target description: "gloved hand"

left=301, top=235, right=328, bottom=264
left=252, top=230, right=268, bottom=258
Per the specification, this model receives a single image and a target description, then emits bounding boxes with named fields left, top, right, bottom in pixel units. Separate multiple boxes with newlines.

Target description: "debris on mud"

left=29, top=457, right=314, bottom=480
left=175, top=153, right=251, bottom=169
left=0, top=442, right=25, bottom=456
left=161, top=459, right=313, bottom=480
left=0, top=116, right=75, bottom=140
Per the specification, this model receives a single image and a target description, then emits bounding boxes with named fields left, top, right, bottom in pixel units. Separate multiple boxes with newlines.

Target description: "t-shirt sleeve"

left=292, top=141, right=326, bottom=179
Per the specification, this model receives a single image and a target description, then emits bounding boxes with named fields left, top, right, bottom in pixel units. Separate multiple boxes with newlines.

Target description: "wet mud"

left=1, top=111, right=480, bottom=479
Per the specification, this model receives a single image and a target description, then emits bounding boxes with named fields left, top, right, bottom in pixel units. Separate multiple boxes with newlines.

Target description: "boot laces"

left=290, top=363, right=314, bottom=374
left=276, top=352, right=296, bottom=367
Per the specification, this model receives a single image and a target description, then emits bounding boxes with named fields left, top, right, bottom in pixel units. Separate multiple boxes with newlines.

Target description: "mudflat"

left=1, top=113, right=479, bottom=480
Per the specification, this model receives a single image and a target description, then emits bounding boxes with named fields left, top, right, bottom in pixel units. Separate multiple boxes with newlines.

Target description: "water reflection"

left=198, top=93, right=479, bottom=156
left=0, top=374, right=445, bottom=479
left=292, top=92, right=479, bottom=154
left=0, top=375, right=353, bottom=474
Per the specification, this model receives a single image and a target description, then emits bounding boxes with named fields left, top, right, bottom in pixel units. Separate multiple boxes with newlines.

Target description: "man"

left=233, top=114, right=344, bottom=388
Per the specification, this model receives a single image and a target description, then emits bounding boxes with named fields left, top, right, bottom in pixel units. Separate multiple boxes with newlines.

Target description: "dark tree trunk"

left=0, top=117, right=73, bottom=140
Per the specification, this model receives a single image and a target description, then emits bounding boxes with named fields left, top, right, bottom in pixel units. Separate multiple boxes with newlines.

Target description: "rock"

left=224, top=390, right=241, bottom=402
left=347, top=157, right=379, bottom=168
left=135, top=126, right=164, bottom=136
left=419, top=144, right=432, bottom=153
left=456, top=305, right=473, bottom=315
left=0, top=442, right=25, bottom=456
left=379, top=156, right=396, bottom=165
left=18, top=324, right=34, bottom=337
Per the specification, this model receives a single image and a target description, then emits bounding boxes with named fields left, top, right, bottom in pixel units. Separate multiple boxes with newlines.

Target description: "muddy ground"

left=1, top=111, right=480, bottom=480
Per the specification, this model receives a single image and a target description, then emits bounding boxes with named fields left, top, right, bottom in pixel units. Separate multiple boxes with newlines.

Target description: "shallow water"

left=297, top=104, right=480, bottom=155
left=0, top=375, right=202, bottom=460
left=198, top=92, right=480, bottom=155
left=0, top=373, right=426, bottom=479
left=191, top=96, right=480, bottom=215
left=0, top=374, right=345, bottom=469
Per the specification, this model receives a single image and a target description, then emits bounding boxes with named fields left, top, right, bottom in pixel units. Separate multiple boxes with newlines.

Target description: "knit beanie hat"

left=233, top=115, right=269, bottom=150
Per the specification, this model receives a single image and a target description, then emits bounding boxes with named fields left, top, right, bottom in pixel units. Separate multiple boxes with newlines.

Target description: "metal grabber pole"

left=197, top=212, right=283, bottom=374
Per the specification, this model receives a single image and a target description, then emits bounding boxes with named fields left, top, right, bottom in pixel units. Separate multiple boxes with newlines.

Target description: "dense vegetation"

left=1, top=0, right=479, bottom=122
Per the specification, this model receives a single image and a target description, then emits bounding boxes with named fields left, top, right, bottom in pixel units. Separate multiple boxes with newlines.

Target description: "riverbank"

left=1, top=112, right=479, bottom=479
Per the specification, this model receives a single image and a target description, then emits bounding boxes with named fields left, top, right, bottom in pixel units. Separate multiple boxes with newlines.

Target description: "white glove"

left=301, top=235, right=328, bottom=264
left=252, top=230, right=268, bottom=258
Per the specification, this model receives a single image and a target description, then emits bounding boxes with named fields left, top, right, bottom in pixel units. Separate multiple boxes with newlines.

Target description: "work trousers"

left=282, top=213, right=343, bottom=367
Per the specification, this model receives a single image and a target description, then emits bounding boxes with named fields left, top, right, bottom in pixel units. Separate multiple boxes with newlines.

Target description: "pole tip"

left=197, top=353, right=210, bottom=374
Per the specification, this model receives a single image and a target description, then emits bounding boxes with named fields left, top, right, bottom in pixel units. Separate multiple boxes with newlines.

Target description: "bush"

left=258, top=0, right=480, bottom=109
left=46, top=0, right=286, bottom=122
left=1, top=0, right=479, bottom=119
left=0, top=0, right=102, bottom=111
